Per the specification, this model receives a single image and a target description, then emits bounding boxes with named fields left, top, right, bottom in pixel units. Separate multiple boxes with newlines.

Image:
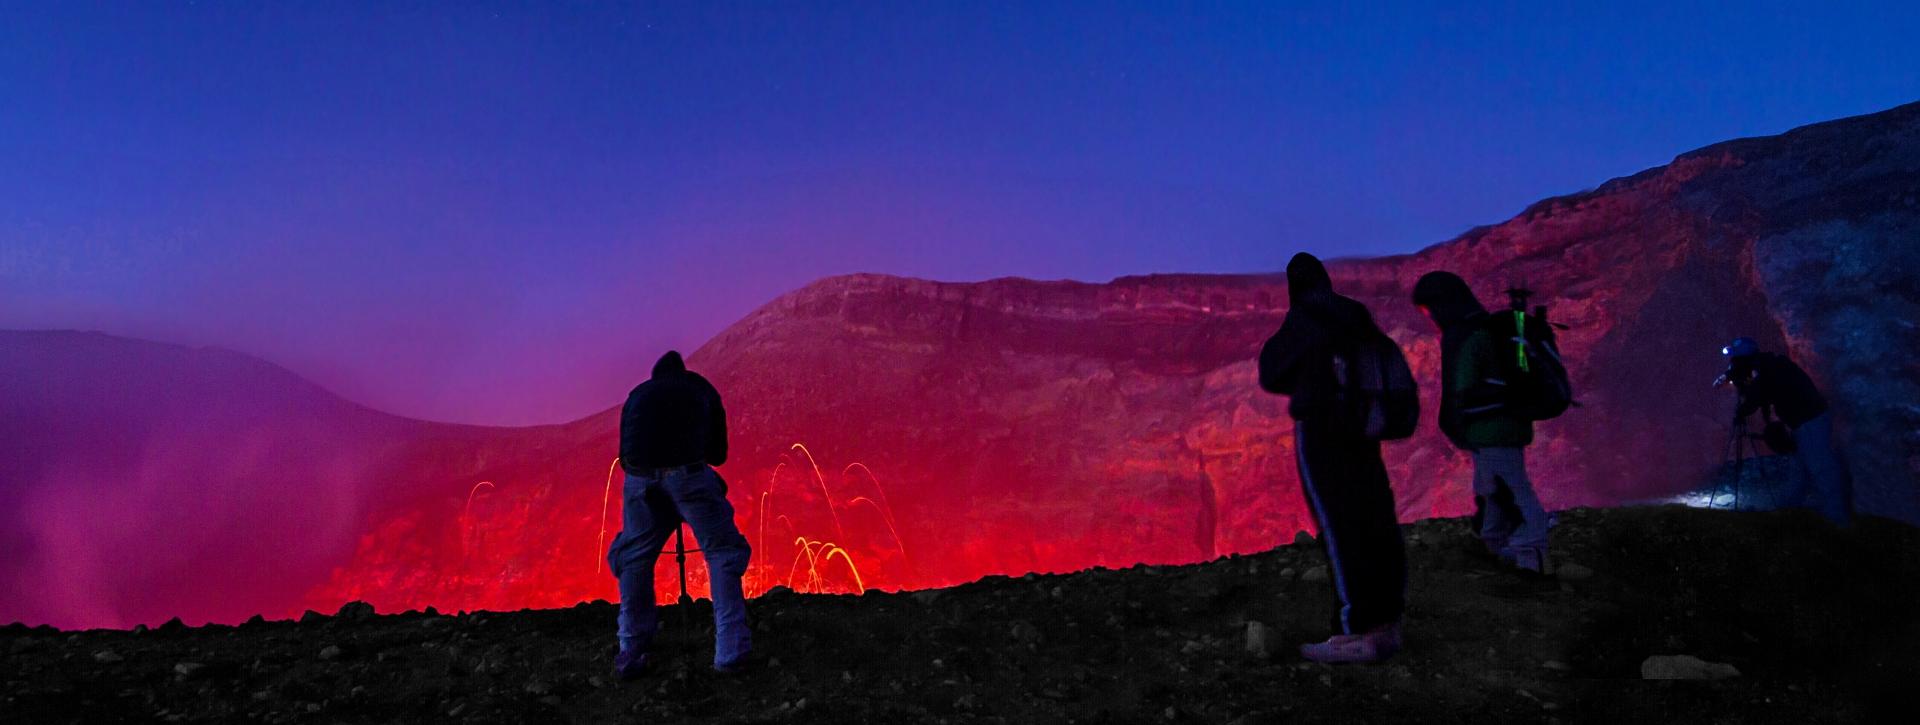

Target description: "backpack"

left=1487, top=308, right=1575, bottom=421
left=1330, top=331, right=1421, bottom=440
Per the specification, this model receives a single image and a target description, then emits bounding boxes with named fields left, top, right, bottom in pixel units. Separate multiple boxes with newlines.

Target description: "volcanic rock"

left=1640, top=655, right=1742, bottom=680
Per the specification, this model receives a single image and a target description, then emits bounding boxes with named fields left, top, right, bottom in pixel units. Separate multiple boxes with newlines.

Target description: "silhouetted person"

left=1412, top=271, right=1551, bottom=574
left=1259, top=252, right=1407, bottom=663
left=1720, top=337, right=1852, bottom=525
left=608, top=351, right=752, bottom=678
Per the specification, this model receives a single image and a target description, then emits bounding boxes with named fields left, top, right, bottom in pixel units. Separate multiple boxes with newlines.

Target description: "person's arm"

left=1455, top=329, right=1507, bottom=417
left=1258, top=311, right=1324, bottom=395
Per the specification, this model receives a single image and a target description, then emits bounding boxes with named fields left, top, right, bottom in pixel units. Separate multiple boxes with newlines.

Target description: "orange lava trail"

left=822, top=547, right=866, bottom=593
left=460, top=481, right=496, bottom=592
left=845, top=462, right=913, bottom=576
left=596, top=458, right=621, bottom=574
left=848, top=496, right=910, bottom=565
left=753, top=462, right=788, bottom=596
left=789, top=443, right=847, bottom=543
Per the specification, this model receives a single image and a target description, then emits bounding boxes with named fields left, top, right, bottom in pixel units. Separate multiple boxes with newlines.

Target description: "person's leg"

left=1471, top=449, right=1516, bottom=554
left=1294, top=422, right=1403, bottom=662
left=1346, top=438, right=1406, bottom=633
left=1485, top=448, right=1550, bottom=571
left=608, top=474, right=679, bottom=658
left=1295, top=422, right=1402, bottom=635
left=1792, top=414, right=1853, bottom=526
left=665, top=466, right=754, bottom=668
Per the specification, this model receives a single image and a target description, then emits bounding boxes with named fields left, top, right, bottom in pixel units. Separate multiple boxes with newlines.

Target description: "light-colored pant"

left=1783, top=413, right=1853, bottom=526
left=1472, top=447, right=1549, bottom=555
left=606, top=465, right=752, bottom=667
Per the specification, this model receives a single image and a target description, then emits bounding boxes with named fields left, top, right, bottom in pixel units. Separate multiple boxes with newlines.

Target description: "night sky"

left=4, top=1, right=1916, bottom=425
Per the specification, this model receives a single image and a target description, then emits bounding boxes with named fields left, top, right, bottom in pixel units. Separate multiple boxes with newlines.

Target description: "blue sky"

left=3, top=1, right=1916, bottom=424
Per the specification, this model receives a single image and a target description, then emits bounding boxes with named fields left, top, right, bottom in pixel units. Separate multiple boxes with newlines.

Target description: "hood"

left=1412, top=271, right=1489, bottom=331
left=1286, top=252, right=1334, bottom=305
left=651, top=350, right=687, bottom=379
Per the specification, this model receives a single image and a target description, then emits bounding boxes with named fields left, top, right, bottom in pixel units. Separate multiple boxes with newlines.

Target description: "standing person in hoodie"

left=607, top=351, right=753, bottom=679
left=1410, top=272, right=1551, bottom=574
left=1258, top=252, right=1407, bottom=664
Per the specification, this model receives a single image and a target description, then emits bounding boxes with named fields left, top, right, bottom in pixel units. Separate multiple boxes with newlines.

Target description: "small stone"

left=304, top=703, right=321, bottom=714
left=1245, top=621, right=1276, bottom=659
left=298, top=610, right=328, bottom=625
left=318, top=645, right=343, bottom=661
left=767, top=657, right=781, bottom=668
left=1180, top=640, right=1205, bottom=655
left=1278, top=567, right=1297, bottom=579
left=93, top=650, right=124, bottom=663
left=955, top=694, right=978, bottom=710
left=1557, top=563, right=1595, bottom=581
left=588, top=676, right=606, bottom=689
left=525, top=681, right=553, bottom=696
left=1164, top=706, right=1178, bottom=719
left=1542, top=660, right=1572, bottom=672
left=1050, top=586, right=1064, bottom=600
left=1293, top=531, right=1316, bottom=547
left=251, top=690, right=272, bottom=701
left=173, top=662, right=204, bottom=678
left=159, top=617, right=187, bottom=633
left=1640, top=655, right=1740, bottom=680
left=1302, top=566, right=1330, bottom=583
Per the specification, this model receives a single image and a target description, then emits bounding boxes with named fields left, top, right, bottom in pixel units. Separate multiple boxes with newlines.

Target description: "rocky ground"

left=5, top=505, right=1916, bottom=724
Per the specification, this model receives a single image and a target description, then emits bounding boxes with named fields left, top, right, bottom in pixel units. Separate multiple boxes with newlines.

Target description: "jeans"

left=606, top=465, right=752, bottom=667
left=1783, top=413, right=1853, bottom=526
left=1471, top=447, right=1549, bottom=556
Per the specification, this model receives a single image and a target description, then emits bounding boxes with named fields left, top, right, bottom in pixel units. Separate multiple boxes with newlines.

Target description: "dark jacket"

left=1259, top=253, right=1385, bottom=422
left=1732, top=352, right=1828, bottom=428
left=619, top=351, right=728, bottom=473
left=1412, top=272, right=1532, bottom=450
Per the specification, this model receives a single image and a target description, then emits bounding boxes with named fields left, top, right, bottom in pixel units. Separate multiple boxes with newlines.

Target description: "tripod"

left=1716, top=404, right=1764, bottom=510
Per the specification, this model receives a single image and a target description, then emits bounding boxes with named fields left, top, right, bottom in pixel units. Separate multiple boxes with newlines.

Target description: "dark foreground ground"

left=5, top=506, right=1917, bottom=724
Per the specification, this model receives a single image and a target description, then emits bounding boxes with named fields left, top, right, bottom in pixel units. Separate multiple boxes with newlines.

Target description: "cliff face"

left=12, top=103, right=1917, bottom=630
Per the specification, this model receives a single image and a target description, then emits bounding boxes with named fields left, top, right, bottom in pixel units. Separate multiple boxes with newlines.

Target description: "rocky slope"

left=6, top=506, right=1915, bottom=723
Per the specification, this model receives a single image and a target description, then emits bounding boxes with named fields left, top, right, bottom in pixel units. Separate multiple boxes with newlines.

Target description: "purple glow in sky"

left=4, top=1, right=1917, bottom=424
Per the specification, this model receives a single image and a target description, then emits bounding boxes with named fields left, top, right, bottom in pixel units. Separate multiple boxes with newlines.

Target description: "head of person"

left=1410, top=271, right=1487, bottom=332
left=1287, top=252, right=1334, bottom=305
left=651, top=350, right=687, bottom=380
left=1722, top=337, right=1760, bottom=372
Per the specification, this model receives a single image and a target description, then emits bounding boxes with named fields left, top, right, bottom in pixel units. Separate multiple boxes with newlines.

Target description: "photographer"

left=1719, top=337, right=1853, bottom=526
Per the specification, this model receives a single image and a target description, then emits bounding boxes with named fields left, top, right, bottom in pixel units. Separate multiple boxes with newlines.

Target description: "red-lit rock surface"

left=311, top=101, right=1920, bottom=620
left=6, top=103, right=1916, bottom=630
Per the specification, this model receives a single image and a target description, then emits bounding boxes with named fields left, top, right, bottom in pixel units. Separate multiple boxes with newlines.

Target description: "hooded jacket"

left=1259, top=253, right=1385, bottom=422
left=619, top=351, right=729, bottom=473
left=1412, top=272, right=1531, bottom=449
